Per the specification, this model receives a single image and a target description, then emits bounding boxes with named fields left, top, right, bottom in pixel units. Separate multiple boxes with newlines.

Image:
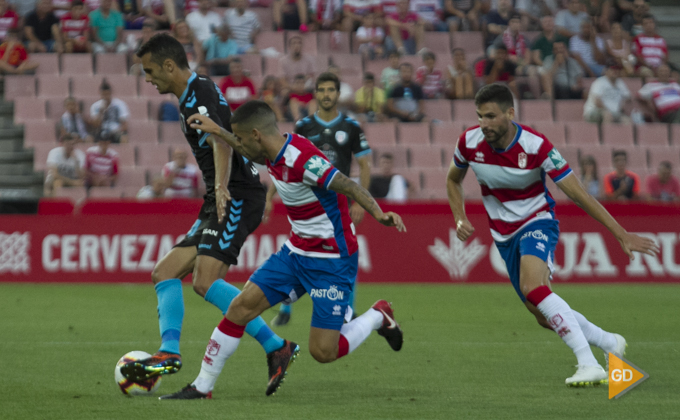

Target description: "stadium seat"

left=31, top=53, right=60, bottom=74
left=252, top=7, right=274, bottom=30
left=371, top=145, right=408, bottom=168
left=329, top=54, right=363, bottom=76
left=263, top=56, right=283, bottom=76
left=72, top=75, right=138, bottom=97
left=285, top=31, right=318, bottom=54
left=431, top=121, right=467, bottom=144
left=648, top=146, right=680, bottom=169
left=364, top=60, right=390, bottom=84
left=14, top=97, right=47, bottom=122
left=342, top=74, right=363, bottom=90
left=239, top=54, right=263, bottom=77
left=318, top=31, right=350, bottom=54
left=94, top=53, right=128, bottom=75
left=519, top=100, right=553, bottom=122
left=24, top=120, right=56, bottom=145
left=559, top=144, right=580, bottom=169
left=53, top=186, right=87, bottom=203
left=582, top=145, right=645, bottom=172
left=315, top=54, right=330, bottom=72
left=45, top=97, right=67, bottom=118
left=420, top=168, right=448, bottom=190
left=545, top=178, right=569, bottom=201
left=423, top=100, right=452, bottom=122
left=531, top=122, right=566, bottom=146
left=635, top=123, right=669, bottom=147
left=128, top=120, right=159, bottom=143
left=554, top=100, right=586, bottom=122
left=37, top=75, right=71, bottom=97
left=409, top=146, right=443, bottom=168
left=137, top=143, right=171, bottom=168
left=148, top=95, right=178, bottom=120
left=32, top=142, right=57, bottom=170
left=279, top=122, right=295, bottom=134
left=117, top=167, right=147, bottom=187
left=106, top=144, right=136, bottom=166
left=88, top=186, right=125, bottom=198
left=158, top=122, right=185, bottom=143
left=363, top=122, right=396, bottom=146
left=451, top=100, right=479, bottom=123
left=4, top=75, right=36, bottom=99
left=672, top=124, right=680, bottom=146
left=450, top=32, right=484, bottom=62
left=601, top=123, right=634, bottom=146
left=581, top=77, right=596, bottom=95
left=424, top=32, right=451, bottom=54
left=441, top=144, right=456, bottom=164
left=397, top=122, right=430, bottom=145
left=122, top=186, right=144, bottom=198
left=61, top=53, right=93, bottom=75
left=122, top=98, right=150, bottom=120
left=255, top=31, right=285, bottom=53
left=461, top=171, right=482, bottom=200
left=565, top=121, right=599, bottom=145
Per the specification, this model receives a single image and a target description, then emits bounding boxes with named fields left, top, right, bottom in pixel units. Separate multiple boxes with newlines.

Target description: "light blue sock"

left=279, top=303, right=292, bottom=315
left=205, top=279, right=285, bottom=354
left=155, top=279, right=184, bottom=355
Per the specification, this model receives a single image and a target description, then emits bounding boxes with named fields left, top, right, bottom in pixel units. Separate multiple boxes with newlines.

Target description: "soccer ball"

left=114, top=351, right=162, bottom=396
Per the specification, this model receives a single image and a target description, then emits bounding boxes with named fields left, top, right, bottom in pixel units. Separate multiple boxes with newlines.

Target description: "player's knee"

left=536, top=316, right=552, bottom=330
left=151, top=265, right=165, bottom=285
left=309, top=346, right=337, bottom=364
left=192, top=281, right=210, bottom=298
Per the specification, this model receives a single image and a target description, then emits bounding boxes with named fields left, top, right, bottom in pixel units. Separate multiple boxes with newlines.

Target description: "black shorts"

left=174, top=197, right=265, bottom=265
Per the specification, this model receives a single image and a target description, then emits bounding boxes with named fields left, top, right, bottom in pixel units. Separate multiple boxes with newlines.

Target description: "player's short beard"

left=482, top=123, right=509, bottom=148
left=319, top=97, right=338, bottom=112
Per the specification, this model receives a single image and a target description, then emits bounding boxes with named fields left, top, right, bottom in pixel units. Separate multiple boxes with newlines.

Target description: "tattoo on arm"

left=329, top=172, right=383, bottom=220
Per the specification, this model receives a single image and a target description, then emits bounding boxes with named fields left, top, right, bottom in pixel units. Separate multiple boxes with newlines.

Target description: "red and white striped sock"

left=526, top=286, right=599, bottom=367
left=336, top=308, right=383, bottom=359
left=192, top=318, right=245, bottom=393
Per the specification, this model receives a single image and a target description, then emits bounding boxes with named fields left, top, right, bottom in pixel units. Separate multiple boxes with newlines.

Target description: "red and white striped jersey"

left=453, top=123, right=573, bottom=242
left=632, top=34, right=667, bottom=68
left=637, top=80, right=680, bottom=118
left=85, top=146, right=118, bottom=176
left=267, top=133, right=358, bottom=258
left=162, top=161, right=200, bottom=198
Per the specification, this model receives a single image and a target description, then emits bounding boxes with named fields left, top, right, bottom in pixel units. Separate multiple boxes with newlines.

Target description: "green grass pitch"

left=1, top=283, right=678, bottom=420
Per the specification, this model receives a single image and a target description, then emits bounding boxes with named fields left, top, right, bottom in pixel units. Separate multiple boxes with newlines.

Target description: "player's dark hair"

left=315, top=72, right=340, bottom=91
left=136, top=33, right=190, bottom=70
left=612, top=150, right=627, bottom=160
left=230, top=100, right=278, bottom=132
left=475, top=83, right=514, bottom=111
left=642, top=13, right=654, bottom=21
left=423, top=51, right=436, bottom=61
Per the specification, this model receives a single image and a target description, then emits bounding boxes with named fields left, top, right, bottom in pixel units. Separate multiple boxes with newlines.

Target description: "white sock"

left=536, top=293, right=599, bottom=367
left=339, top=308, right=383, bottom=354
left=571, top=310, right=618, bottom=351
left=192, top=327, right=241, bottom=393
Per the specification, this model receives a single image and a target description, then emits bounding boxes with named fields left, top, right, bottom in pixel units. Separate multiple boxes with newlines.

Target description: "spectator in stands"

left=342, top=0, right=381, bottom=32
left=224, top=0, right=260, bottom=54
left=90, top=0, right=128, bottom=53
left=540, top=41, right=583, bottom=99
left=446, top=48, right=474, bottom=99
left=637, top=63, right=680, bottom=123
left=90, top=80, right=129, bottom=143
left=531, top=15, right=568, bottom=67
left=621, top=0, right=648, bottom=38
left=555, top=0, right=589, bottom=38
left=386, top=62, right=426, bottom=122
left=279, top=35, right=315, bottom=90
left=569, top=18, right=606, bottom=77
left=327, top=64, right=354, bottom=110
left=44, top=133, right=86, bottom=197
left=381, top=50, right=402, bottom=95
left=585, top=0, right=611, bottom=33
left=185, top=0, right=222, bottom=43
left=219, top=58, right=256, bottom=111
left=203, top=23, right=238, bottom=75
left=584, top=62, right=630, bottom=123
left=53, top=0, right=73, bottom=19
left=484, top=45, right=519, bottom=98
left=604, top=150, right=640, bottom=201
left=0, top=28, right=39, bottom=74
left=260, top=75, right=285, bottom=122
left=129, top=20, right=156, bottom=75
left=356, top=12, right=385, bottom=60
left=355, top=72, right=386, bottom=122
left=443, top=0, right=480, bottom=32
left=410, top=0, right=447, bottom=32
left=632, top=14, right=668, bottom=78
left=369, top=153, right=409, bottom=202
left=0, top=0, right=19, bottom=43
left=8, top=0, right=38, bottom=17
left=605, top=21, right=634, bottom=76
left=172, top=20, right=202, bottom=71
left=415, top=51, right=444, bottom=99
left=85, top=132, right=119, bottom=187
left=286, top=73, right=316, bottom=121
left=162, top=148, right=201, bottom=198
left=25, top=0, right=63, bottom=53
left=646, top=161, right=680, bottom=202
left=137, top=174, right=166, bottom=199
left=309, top=0, right=342, bottom=31
left=492, top=13, right=535, bottom=80
left=60, top=0, right=91, bottom=53
left=515, top=0, right=559, bottom=31
left=385, top=0, right=424, bottom=55
left=272, top=0, right=308, bottom=31
left=483, top=0, right=513, bottom=47
left=60, top=97, right=92, bottom=142
left=116, top=0, right=143, bottom=29
left=579, top=155, right=601, bottom=198
left=140, top=0, right=170, bottom=30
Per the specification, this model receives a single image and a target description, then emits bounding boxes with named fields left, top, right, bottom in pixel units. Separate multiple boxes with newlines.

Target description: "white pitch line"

left=0, top=341, right=677, bottom=346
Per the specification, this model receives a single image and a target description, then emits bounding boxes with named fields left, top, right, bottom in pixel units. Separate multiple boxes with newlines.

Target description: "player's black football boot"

left=159, top=384, right=212, bottom=400
left=120, top=351, right=182, bottom=382
left=265, top=340, right=300, bottom=396
left=372, top=300, right=404, bottom=351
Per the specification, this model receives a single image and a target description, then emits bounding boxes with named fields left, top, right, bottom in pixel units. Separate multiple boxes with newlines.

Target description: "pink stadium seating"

left=239, top=54, right=263, bottom=77
left=14, top=97, right=46, bottom=122
left=107, top=144, right=136, bottom=166
left=263, top=56, right=282, bottom=76
left=420, top=168, right=448, bottom=190
left=72, top=75, right=138, bottom=97
left=582, top=145, right=645, bottom=172
left=148, top=95, right=178, bottom=120
left=370, top=145, right=408, bottom=168
left=286, top=31, right=318, bottom=54
left=364, top=60, right=390, bottom=84
left=122, top=186, right=144, bottom=198
left=431, top=121, right=467, bottom=144
left=519, top=100, right=553, bottom=122
left=158, top=122, right=185, bottom=143
left=363, top=122, right=396, bottom=146
left=94, top=53, right=128, bottom=75
left=545, top=178, right=569, bottom=201
left=88, top=186, right=125, bottom=198
left=46, top=97, right=67, bottom=118
left=54, top=186, right=87, bottom=203
left=4, top=76, right=36, bottom=99
left=139, top=76, right=167, bottom=97
left=554, top=100, right=586, bottom=122
left=37, top=75, right=71, bottom=97
left=424, top=32, right=451, bottom=54
left=252, top=8, right=274, bottom=30
left=329, top=54, right=363, bottom=76
left=24, top=120, right=56, bottom=145
left=122, top=98, right=149, bottom=120
left=255, top=32, right=285, bottom=53
left=279, top=122, right=295, bottom=134
left=520, top=31, right=541, bottom=44
left=117, top=167, right=147, bottom=187
left=137, top=143, right=171, bottom=167
left=451, top=100, right=479, bottom=123
left=461, top=171, right=483, bottom=199
left=128, top=120, right=159, bottom=143
left=60, top=53, right=93, bottom=75
left=32, top=142, right=56, bottom=170
left=397, top=123, right=430, bottom=145
left=565, top=122, right=599, bottom=145
left=441, top=144, right=456, bottom=164
left=250, top=75, right=264, bottom=91
left=31, top=53, right=60, bottom=74
left=319, top=31, right=350, bottom=54
left=423, top=100, right=452, bottom=122
left=531, top=122, right=566, bottom=146
left=558, top=144, right=580, bottom=169
left=672, top=124, right=680, bottom=146
left=601, top=124, right=634, bottom=146
left=342, top=74, right=363, bottom=90
left=581, top=77, right=595, bottom=94
left=450, top=32, right=484, bottom=62
left=409, top=146, right=443, bottom=168
left=648, top=146, right=680, bottom=168
left=315, top=54, right=330, bottom=72
left=635, top=124, right=669, bottom=146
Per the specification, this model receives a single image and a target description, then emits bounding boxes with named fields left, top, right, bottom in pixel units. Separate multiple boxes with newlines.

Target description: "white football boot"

left=565, top=365, right=608, bottom=387
left=603, top=333, right=627, bottom=370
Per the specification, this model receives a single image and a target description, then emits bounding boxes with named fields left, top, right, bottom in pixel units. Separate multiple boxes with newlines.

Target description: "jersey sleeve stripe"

left=552, top=168, right=573, bottom=183
left=198, top=132, right=210, bottom=148
left=322, top=167, right=339, bottom=190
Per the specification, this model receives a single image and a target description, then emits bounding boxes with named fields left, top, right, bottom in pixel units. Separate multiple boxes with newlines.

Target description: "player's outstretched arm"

left=328, top=171, right=406, bottom=232
left=446, top=161, right=475, bottom=241
left=557, top=173, right=660, bottom=259
left=207, top=135, right=233, bottom=223
left=187, top=113, right=260, bottom=163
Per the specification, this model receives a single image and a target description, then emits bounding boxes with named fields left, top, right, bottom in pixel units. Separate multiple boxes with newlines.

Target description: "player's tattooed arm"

left=328, top=171, right=406, bottom=232
left=207, top=135, right=233, bottom=223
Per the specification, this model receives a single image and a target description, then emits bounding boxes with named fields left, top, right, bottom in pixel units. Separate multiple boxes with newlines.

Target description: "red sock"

left=217, top=318, right=246, bottom=338
left=337, top=334, right=349, bottom=359
left=526, top=285, right=552, bottom=306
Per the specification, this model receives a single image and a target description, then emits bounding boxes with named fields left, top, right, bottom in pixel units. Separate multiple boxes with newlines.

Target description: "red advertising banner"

left=1, top=200, right=679, bottom=283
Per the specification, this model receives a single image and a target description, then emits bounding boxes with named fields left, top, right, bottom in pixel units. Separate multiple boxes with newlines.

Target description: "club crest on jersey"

left=335, top=130, right=348, bottom=145
left=518, top=152, right=527, bottom=169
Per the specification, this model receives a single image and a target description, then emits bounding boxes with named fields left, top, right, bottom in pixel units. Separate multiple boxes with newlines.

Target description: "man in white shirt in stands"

left=162, top=148, right=201, bottom=198
left=369, top=153, right=409, bottom=202
left=637, top=63, right=680, bottom=124
left=583, top=62, right=631, bottom=123
left=44, top=133, right=86, bottom=196
left=90, top=79, right=129, bottom=143
left=186, top=0, right=222, bottom=43
left=223, top=0, right=260, bottom=54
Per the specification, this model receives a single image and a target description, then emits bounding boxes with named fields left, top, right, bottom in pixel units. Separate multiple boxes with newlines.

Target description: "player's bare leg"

left=520, top=255, right=608, bottom=387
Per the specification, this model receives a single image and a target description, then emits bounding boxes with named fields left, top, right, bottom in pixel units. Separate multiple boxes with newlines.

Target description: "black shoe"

left=270, top=311, right=291, bottom=327
left=372, top=300, right=403, bottom=351
left=120, top=351, right=182, bottom=382
left=265, top=340, right=300, bottom=396
left=159, top=384, right=212, bottom=400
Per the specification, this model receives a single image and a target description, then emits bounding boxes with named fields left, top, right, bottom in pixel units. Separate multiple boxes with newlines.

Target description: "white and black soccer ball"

left=114, top=351, right=162, bottom=396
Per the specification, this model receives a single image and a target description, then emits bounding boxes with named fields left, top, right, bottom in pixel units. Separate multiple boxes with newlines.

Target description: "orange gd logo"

left=608, top=353, right=648, bottom=399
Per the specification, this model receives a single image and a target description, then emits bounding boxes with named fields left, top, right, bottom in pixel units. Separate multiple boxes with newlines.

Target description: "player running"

left=269, top=72, right=372, bottom=326
left=159, top=100, right=405, bottom=399
left=120, top=34, right=290, bottom=388
left=447, top=83, right=659, bottom=386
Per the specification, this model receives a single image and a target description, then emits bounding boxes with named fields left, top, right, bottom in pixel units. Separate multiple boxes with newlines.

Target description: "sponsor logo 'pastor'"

left=310, top=285, right=344, bottom=301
